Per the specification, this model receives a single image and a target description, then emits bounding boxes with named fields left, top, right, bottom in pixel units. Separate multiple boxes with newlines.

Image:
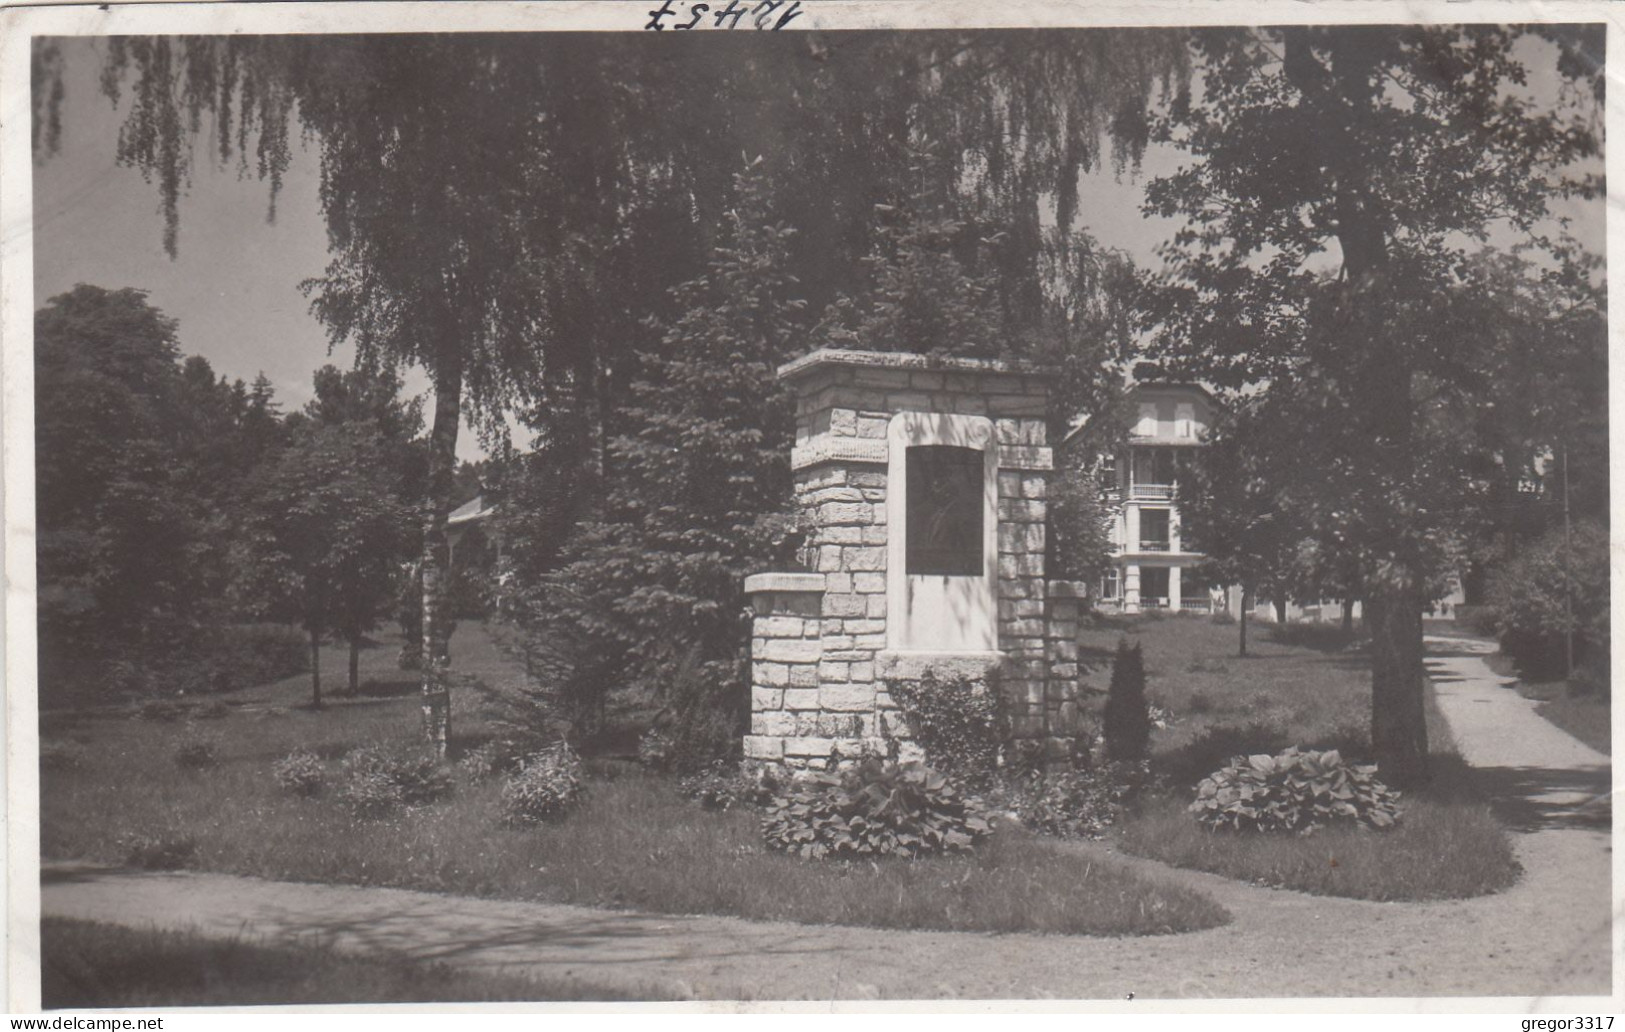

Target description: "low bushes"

left=1011, top=761, right=1154, bottom=840
left=499, top=743, right=584, bottom=825
left=273, top=750, right=325, bottom=797
left=635, top=653, right=743, bottom=776
left=1486, top=520, right=1609, bottom=682
left=761, top=758, right=994, bottom=860
left=115, top=625, right=311, bottom=699
left=338, top=745, right=454, bottom=818
left=172, top=730, right=221, bottom=771
left=679, top=761, right=776, bottom=812
left=1190, top=747, right=1402, bottom=833
left=885, top=670, right=1010, bottom=782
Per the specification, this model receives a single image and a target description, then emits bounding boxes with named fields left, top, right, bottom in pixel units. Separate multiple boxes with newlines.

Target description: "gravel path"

left=40, top=638, right=1613, bottom=1002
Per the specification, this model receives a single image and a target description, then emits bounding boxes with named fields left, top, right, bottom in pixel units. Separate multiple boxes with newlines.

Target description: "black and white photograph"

left=6, top=0, right=1617, bottom=1013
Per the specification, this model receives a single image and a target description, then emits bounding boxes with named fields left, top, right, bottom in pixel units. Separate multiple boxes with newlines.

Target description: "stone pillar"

left=743, top=573, right=827, bottom=765
left=745, top=348, right=1079, bottom=768
left=1124, top=562, right=1142, bottom=614
left=1168, top=565, right=1182, bottom=612
left=1045, top=581, right=1088, bottom=766
left=997, top=445, right=1049, bottom=743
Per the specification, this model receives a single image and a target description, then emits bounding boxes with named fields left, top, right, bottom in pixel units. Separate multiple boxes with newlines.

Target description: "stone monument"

left=743, top=348, right=1090, bottom=769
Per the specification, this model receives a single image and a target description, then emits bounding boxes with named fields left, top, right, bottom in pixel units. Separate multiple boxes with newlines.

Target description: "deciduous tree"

left=235, top=422, right=411, bottom=706
left=1140, top=25, right=1602, bottom=784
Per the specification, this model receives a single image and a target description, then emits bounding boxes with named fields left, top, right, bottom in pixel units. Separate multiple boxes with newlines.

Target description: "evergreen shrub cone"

left=1103, top=638, right=1150, bottom=763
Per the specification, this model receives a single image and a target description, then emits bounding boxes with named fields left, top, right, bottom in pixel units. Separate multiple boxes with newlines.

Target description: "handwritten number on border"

left=646, top=0, right=802, bottom=30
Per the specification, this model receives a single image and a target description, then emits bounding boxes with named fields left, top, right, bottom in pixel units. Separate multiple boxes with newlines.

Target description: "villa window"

left=1140, top=508, right=1171, bottom=552
left=1175, top=402, right=1196, bottom=439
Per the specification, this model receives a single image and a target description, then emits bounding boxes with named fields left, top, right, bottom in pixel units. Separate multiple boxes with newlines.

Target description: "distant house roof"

left=1126, top=380, right=1219, bottom=405
left=448, top=494, right=498, bottom=527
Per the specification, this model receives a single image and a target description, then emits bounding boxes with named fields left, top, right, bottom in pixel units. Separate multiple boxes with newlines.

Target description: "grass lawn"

left=1483, top=653, right=1610, bottom=755
left=41, top=623, right=1227, bottom=938
left=1088, top=614, right=1522, bottom=901
left=41, top=918, right=671, bottom=1007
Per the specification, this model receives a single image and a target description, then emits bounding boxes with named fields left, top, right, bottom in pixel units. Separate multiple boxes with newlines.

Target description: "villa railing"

left=1179, top=599, right=1214, bottom=613
left=1138, top=539, right=1172, bottom=552
left=1129, top=483, right=1176, bottom=500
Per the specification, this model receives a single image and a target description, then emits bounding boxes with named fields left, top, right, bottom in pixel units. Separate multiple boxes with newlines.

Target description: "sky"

left=32, top=34, right=1603, bottom=462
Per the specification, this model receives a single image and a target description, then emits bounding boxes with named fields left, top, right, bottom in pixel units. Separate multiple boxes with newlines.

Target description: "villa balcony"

left=1129, top=483, right=1176, bottom=501
left=1138, top=538, right=1172, bottom=553
left=1130, top=597, right=1217, bottom=613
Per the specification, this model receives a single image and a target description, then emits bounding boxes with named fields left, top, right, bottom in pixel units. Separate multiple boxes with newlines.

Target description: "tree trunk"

left=1367, top=581, right=1429, bottom=786
left=1283, top=26, right=1429, bottom=789
left=421, top=352, right=462, bottom=760
left=1238, top=584, right=1250, bottom=657
left=1342, top=597, right=1355, bottom=636
left=309, top=630, right=322, bottom=709
left=1274, top=597, right=1287, bottom=625
left=348, top=634, right=361, bottom=696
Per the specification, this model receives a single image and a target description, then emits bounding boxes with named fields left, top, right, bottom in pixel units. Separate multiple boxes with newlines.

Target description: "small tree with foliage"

left=528, top=158, right=806, bottom=752
left=293, top=363, right=425, bottom=687
left=235, top=423, right=412, bottom=705
left=1103, top=638, right=1150, bottom=763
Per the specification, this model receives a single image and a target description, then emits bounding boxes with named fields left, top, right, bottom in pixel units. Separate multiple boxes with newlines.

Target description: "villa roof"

left=448, top=494, right=498, bottom=526
left=777, top=347, right=1047, bottom=381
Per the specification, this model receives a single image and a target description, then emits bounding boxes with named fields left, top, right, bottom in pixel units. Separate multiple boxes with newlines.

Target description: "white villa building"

left=1096, top=383, right=1222, bottom=614
left=1091, top=382, right=1460, bottom=622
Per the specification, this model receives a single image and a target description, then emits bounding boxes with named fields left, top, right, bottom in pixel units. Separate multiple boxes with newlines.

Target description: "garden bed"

left=41, top=626, right=1227, bottom=938
left=1080, top=615, right=1522, bottom=900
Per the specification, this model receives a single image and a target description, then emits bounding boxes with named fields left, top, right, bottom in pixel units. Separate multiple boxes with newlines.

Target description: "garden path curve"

left=39, top=637, right=1613, bottom=1003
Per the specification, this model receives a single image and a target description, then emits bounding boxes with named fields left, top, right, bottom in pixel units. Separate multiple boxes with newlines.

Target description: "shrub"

left=1102, top=638, right=1150, bottom=763
left=1016, top=761, right=1154, bottom=839
left=1269, top=621, right=1362, bottom=652
left=760, top=758, right=995, bottom=860
left=339, top=770, right=405, bottom=820
left=339, top=745, right=453, bottom=817
left=111, top=625, right=311, bottom=701
left=1453, top=604, right=1498, bottom=638
left=173, top=731, right=220, bottom=771
left=637, top=656, right=743, bottom=775
left=1209, top=610, right=1236, bottom=626
left=500, top=743, right=584, bottom=825
left=119, top=833, right=197, bottom=870
left=1190, top=747, right=1402, bottom=833
left=1487, top=521, right=1609, bottom=680
left=886, top=670, right=1009, bottom=784
left=272, top=749, right=326, bottom=797
left=455, top=742, right=502, bottom=784
left=679, top=761, right=777, bottom=812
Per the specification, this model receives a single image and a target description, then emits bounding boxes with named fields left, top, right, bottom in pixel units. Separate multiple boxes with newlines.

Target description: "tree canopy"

left=42, top=29, right=1190, bottom=750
